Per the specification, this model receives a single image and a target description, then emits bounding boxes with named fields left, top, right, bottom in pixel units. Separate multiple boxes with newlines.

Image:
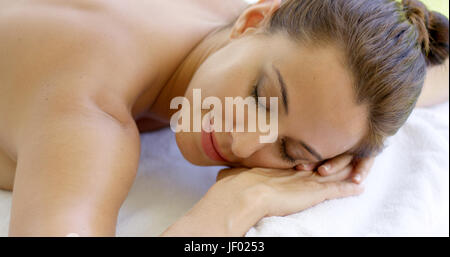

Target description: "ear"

left=230, top=0, right=282, bottom=39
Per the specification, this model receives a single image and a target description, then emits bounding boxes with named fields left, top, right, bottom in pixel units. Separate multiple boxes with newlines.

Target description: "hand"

left=161, top=166, right=363, bottom=236
left=216, top=166, right=364, bottom=218
left=295, top=154, right=376, bottom=184
left=162, top=166, right=364, bottom=236
left=162, top=160, right=367, bottom=237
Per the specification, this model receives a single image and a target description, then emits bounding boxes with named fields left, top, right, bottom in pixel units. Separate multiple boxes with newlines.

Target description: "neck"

left=149, top=22, right=235, bottom=121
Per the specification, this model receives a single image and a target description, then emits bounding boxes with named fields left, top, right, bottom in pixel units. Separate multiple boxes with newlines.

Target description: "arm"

left=9, top=100, right=140, bottom=236
left=0, top=10, right=143, bottom=236
left=416, top=59, right=449, bottom=108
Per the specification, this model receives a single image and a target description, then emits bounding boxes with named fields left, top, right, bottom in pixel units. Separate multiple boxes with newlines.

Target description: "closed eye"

left=280, top=137, right=296, bottom=164
left=251, top=81, right=268, bottom=110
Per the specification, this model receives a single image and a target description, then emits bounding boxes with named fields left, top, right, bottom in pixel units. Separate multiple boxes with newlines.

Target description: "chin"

left=175, top=131, right=211, bottom=166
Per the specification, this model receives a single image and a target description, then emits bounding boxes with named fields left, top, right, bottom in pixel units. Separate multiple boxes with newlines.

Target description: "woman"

left=0, top=0, right=448, bottom=236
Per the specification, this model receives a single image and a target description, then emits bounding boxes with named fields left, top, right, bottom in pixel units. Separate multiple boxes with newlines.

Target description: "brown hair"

left=266, top=0, right=449, bottom=160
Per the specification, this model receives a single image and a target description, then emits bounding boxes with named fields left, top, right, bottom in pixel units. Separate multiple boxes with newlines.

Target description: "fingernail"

left=319, top=164, right=330, bottom=174
left=296, top=164, right=306, bottom=170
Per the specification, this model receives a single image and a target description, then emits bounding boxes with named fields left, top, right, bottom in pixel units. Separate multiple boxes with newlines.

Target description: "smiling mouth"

left=211, top=130, right=232, bottom=162
left=200, top=114, right=232, bottom=163
left=201, top=126, right=230, bottom=163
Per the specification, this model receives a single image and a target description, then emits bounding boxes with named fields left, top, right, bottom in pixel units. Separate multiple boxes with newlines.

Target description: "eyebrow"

left=272, top=65, right=289, bottom=114
left=285, top=137, right=324, bottom=163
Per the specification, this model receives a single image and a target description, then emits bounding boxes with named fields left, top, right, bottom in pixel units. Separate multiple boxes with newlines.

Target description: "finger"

left=295, top=162, right=321, bottom=172
left=269, top=174, right=362, bottom=217
left=317, top=154, right=353, bottom=176
left=322, top=181, right=365, bottom=200
left=316, top=164, right=353, bottom=183
left=351, top=156, right=376, bottom=184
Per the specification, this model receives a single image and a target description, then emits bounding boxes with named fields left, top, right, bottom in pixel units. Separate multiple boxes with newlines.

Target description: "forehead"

left=266, top=34, right=368, bottom=159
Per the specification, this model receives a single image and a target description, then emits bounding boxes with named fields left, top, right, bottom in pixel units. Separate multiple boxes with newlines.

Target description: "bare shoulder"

left=0, top=1, right=144, bottom=120
left=0, top=0, right=140, bottom=79
left=0, top=1, right=145, bottom=157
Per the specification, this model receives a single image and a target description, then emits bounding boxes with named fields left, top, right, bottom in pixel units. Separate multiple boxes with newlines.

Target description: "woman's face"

left=175, top=31, right=368, bottom=169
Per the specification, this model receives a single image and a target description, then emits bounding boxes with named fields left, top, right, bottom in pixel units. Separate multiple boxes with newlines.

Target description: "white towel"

left=0, top=101, right=448, bottom=236
left=246, top=101, right=449, bottom=236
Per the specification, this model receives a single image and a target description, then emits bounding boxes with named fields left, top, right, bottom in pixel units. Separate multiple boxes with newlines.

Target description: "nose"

left=230, top=131, right=266, bottom=159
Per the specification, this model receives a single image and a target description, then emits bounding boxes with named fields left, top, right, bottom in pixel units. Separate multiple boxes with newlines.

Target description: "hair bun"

left=402, top=0, right=449, bottom=66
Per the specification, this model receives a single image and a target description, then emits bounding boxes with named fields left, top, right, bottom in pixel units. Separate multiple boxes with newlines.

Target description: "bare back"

left=0, top=0, right=244, bottom=191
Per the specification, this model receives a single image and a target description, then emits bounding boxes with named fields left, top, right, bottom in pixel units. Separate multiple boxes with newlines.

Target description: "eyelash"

left=280, top=138, right=297, bottom=165
left=252, top=82, right=271, bottom=112
left=252, top=82, right=295, bottom=165
left=251, top=83, right=260, bottom=105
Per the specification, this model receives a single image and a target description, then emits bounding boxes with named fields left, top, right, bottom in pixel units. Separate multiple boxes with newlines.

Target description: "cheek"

left=187, top=69, right=251, bottom=100
left=185, top=47, right=261, bottom=100
left=239, top=145, right=290, bottom=169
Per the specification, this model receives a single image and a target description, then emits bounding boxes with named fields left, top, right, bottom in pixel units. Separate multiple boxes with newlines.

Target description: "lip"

left=201, top=128, right=230, bottom=163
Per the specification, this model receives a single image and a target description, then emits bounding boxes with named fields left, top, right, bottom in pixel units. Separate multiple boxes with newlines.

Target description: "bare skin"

left=0, top=0, right=448, bottom=236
